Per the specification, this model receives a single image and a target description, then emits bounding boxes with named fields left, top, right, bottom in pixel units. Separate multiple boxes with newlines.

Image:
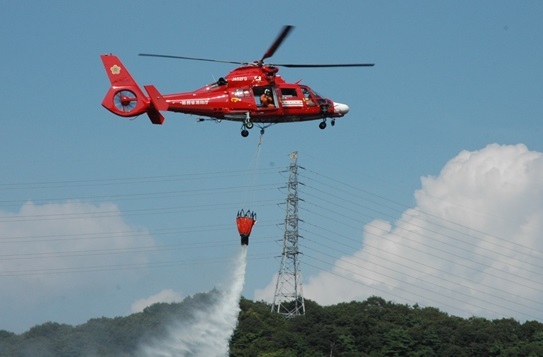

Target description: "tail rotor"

left=113, top=90, right=138, bottom=113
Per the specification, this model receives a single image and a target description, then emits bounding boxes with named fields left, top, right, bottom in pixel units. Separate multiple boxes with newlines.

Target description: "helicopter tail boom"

left=100, top=54, right=165, bottom=124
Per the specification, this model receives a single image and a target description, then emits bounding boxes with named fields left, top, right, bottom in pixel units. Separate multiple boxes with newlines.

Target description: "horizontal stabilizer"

left=146, top=107, right=165, bottom=125
left=144, top=85, right=169, bottom=111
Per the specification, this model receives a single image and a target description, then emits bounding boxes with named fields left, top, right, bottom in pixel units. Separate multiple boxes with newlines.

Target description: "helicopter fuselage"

left=161, top=65, right=349, bottom=124
left=101, top=54, right=348, bottom=131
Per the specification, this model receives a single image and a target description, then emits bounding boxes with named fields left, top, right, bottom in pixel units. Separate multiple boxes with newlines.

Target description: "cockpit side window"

left=301, top=87, right=316, bottom=107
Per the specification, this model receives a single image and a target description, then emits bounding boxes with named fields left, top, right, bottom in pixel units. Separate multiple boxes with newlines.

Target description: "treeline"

left=1, top=294, right=542, bottom=356
left=232, top=297, right=543, bottom=356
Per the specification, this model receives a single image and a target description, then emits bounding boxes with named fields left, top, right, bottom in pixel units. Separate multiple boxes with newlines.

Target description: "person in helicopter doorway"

left=260, top=88, right=275, bottom=108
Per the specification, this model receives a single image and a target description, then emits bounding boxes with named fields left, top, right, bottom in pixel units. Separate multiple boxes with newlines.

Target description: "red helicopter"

left=100, top=26, right=374, bottom=137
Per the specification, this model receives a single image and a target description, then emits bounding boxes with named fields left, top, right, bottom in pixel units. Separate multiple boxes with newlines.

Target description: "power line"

left=302, top=234, right=543, bottom=317
left=301, top=167, right=543, bottom=259
left=0, top=154, right=541, bottom=321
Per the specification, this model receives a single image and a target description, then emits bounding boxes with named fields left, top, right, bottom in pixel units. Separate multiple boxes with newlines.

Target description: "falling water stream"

left=139, top=246, right=248, bottom=357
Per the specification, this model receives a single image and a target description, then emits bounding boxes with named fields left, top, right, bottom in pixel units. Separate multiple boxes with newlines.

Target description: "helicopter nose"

left=333, top=102, right=350, bottom=115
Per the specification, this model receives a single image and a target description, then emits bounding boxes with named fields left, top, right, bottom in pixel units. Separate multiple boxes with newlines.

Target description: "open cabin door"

left=253, top=86, right=279, bottom=109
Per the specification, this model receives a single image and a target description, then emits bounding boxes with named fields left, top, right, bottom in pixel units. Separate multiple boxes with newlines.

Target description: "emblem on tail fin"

left=110, top=65, right=121, bottom=75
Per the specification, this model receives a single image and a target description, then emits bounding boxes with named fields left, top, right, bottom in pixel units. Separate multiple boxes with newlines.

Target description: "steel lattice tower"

left=271, top=151, right=305, bottom=318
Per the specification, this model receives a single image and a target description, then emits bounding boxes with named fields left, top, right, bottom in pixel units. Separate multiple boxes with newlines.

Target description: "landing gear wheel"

left=240, top=119, right=251, bottom=137
left=319, top=121, right=327, bottom=130
left=331, top=119, right=336, bottom=127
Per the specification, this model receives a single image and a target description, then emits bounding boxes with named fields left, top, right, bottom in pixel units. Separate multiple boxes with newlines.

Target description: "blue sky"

left=1, top=1, right=543, bottom=333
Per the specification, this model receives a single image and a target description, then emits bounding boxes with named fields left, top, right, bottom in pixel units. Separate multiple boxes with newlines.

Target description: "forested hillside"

left=1, top=294, right=542, bottom=356
left=232, top=297, right=543, bottom=356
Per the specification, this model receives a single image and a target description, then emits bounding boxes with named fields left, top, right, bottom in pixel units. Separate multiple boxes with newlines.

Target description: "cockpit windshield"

left=311, top=89, right=324, bottom=99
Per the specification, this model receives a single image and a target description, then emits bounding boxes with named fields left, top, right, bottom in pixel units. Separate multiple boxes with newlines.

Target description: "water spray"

left=138, top=210, right=256, bottom=356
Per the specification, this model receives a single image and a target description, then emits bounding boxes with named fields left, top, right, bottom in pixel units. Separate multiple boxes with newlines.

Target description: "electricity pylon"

left=271, top=151, right=305, bottom=318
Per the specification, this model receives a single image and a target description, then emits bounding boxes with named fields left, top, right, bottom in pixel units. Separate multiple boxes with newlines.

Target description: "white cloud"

left=0, top=200, right=156, bottom=307
left=131, top=289, right=183, bottom=313
left=256, top=143, right=543, bottom=321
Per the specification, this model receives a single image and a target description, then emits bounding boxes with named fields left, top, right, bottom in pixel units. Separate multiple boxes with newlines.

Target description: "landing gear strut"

left=241, top=112, right=253, bottom=137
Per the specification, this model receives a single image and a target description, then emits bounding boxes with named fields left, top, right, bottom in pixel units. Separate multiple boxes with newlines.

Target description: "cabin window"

left=280, top=88, right=298, bottom=98
left=232, top=88, right=251, bottom=98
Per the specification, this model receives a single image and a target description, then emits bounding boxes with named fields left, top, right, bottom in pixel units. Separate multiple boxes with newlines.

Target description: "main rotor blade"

left=261, top=25, right=294, bottom=62
left=139, top=53, right=247, bottom=65
left=274, top=63, right=375, bottom=68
